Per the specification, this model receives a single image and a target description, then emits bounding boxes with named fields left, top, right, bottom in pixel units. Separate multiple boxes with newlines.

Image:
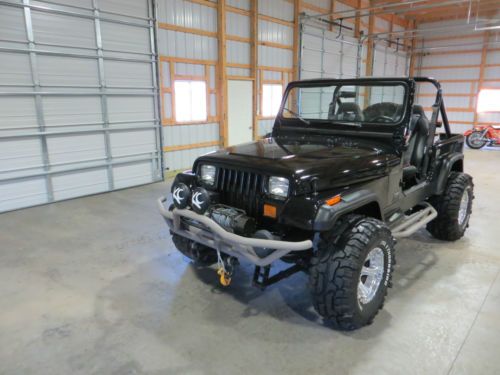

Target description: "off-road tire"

left=171, top=233, right=218, bottom=266
left=427, top=172, right=474, bottom=241
left=309, top=215, right=396, bottom=331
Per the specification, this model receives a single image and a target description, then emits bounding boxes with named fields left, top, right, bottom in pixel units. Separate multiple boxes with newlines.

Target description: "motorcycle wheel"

left=466, top=131, right=487, bottom=149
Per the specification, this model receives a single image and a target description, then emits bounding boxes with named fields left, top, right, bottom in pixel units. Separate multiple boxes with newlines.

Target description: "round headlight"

left=268, top=176, right=289, bottom=198
left=200, top=165, right=216, bottom=186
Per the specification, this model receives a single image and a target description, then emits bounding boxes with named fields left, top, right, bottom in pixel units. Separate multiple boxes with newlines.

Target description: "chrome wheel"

left=468, top=132, right=487, bottom=148
left=458, top=188, right=470, bottom=226
left=358, top=247, right=385, bottom=305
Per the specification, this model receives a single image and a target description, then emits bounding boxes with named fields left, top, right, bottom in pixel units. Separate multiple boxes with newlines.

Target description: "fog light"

left=172, top=183, right=191, bottom=209
left=191, top=187, right=211, bottom=214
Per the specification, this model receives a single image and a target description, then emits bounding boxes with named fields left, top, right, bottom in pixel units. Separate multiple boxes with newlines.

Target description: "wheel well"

left=451, top=159, right=463, bottom=172
left=350, top=201, right=382, bottom=220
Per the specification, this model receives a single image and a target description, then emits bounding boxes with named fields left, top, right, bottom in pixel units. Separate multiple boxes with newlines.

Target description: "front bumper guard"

left=158, top=197, right=313, bottom=267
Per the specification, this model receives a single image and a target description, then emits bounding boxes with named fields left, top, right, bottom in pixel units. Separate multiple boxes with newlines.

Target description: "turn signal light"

left=325, top=194, right=342, bottom=206
left=263, top=204, right=277, bottom=218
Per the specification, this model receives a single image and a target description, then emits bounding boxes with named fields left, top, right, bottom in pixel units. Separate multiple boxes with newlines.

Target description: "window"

left=174, top=80, right=207, bottom=122
left=262, top=84, right=283, bottom=117
left=282, top=83, right=406, bottom=124
left=477, top=89, right=500, bottom=113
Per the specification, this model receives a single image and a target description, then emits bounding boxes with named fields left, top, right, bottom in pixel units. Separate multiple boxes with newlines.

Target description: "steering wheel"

left=371, top=115, right=394, bottom=123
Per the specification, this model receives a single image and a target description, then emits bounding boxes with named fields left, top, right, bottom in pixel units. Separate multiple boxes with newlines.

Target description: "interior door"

left=228, top=80, right=253, bottom=146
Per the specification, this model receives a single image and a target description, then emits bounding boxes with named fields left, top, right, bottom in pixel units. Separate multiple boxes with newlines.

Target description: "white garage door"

left=0, top=0, right=162, bottom=212
left=300, top=24, right=362, bottom=80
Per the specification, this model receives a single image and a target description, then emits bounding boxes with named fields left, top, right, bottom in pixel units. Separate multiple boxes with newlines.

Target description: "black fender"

left=434, top=152, right=464, bottom=195
left=313, top=189, right=383, bottom=232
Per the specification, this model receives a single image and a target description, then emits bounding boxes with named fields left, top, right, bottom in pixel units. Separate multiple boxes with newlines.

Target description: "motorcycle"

left=464, top=125, right=500, bottom=149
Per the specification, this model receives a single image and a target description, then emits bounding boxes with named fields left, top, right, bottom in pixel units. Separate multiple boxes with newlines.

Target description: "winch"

left=208, top=204, right=256, bottom=236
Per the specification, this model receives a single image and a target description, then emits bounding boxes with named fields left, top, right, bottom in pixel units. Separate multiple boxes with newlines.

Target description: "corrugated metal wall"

left=0, top=0, right=161, bottom=212
left=158, top=0, right=296, bottom=163
left=257, top=0, right=293, bottom=137
left=299, top=1, right=409, bottom=80
left=157, top=0, right=220, bottom=171
left=414, top=19, right=500, bottom=133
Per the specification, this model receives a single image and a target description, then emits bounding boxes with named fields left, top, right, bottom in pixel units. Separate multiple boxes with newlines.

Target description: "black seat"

left=403, top=105, right=429, bottom=179
left=363, top=102, right=401, bottom=122
left=330, top=102, right=363, bottom=121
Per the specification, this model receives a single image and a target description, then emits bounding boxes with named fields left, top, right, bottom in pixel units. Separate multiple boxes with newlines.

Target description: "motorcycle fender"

left=463, top=129, right=474, bottom=136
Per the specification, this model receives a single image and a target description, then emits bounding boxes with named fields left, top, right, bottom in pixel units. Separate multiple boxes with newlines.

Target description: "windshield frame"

left=277, top=78, right=411, bottom=129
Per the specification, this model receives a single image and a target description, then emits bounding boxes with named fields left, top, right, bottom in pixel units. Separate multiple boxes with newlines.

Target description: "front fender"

left=313, top=189, right=383, bottom=232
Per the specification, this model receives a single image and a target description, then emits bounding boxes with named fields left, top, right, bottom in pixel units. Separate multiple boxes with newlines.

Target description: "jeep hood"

left=195, top=137, right=399, bottom=192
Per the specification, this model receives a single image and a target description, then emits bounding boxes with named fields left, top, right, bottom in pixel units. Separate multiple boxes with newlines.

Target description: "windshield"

left=281, top=83, right=407, bottom=125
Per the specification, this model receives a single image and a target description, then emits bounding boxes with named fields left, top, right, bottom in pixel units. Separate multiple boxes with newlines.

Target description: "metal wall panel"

left=227, top=0, right=250, bottom=11
left=158, top=29, right=218, bottom=59
left=0, top=0, right=161, bottom=212
left=165, top=146, right=218, bottom=171
left=158, top=0, right=217, bottom=31
left=162, top=123, right=219, bottom=147
left=258, top=20, right=293, bottom=45
left=258, top=0, right=293, bottom=22
left=227, top=40, right=250, bottom=64
left=415, top=19, right=500, bottom=132
left=226, top=12, right=250, bottom=38
left=258, top=45, right=293, bottom=68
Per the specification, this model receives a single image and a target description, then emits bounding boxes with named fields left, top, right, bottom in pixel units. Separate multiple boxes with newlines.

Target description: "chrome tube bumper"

left=158, top=196, right=313, bottom=266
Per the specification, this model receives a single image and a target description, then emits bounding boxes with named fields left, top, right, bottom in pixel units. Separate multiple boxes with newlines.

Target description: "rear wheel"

left=309, top=216, right=395, bottom=330
left=466, top=131, right=487, bottom=149
left=427, top=172, right=474, bottom=241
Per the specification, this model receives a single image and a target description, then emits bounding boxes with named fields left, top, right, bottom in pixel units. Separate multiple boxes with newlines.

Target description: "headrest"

left=412, top=105, right=427, bottom=119
left=338, top=102, right=362, bottom=114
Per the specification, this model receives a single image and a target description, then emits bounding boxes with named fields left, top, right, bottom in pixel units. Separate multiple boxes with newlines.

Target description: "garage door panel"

left=300, top=25, right=362, bottom=80
left=47, top=133, right=106, bottom=164
left=52, top=168, right=109, bottom=201
left=0, top=5, right=27, bottom=42
left=99, top=0, right=149, bottom=18
left=0, top=97, right=38, bottom=130
left=37, top=55, right=99, bottom=87
left=104, top=60, right=153, bottom=88
left=41, top=0, right=94, bottom=9
left=0, top=178, right=48, bottom=212
left=113, top=161, right=153, bottom=189
left=107, top=96, right=155, bottom=122
left=0, top=138, right=44, bottom=172
left=31, top=11, right=96, bottom=48
left=110, top=130, right=156, bottom=157
left=0, top=53, right=32, bottom=86
left=100, top=21, right=150, bottom=54
left=0, top=0, right=161, bottom=213
left=42, top=96, right=103, bottom=126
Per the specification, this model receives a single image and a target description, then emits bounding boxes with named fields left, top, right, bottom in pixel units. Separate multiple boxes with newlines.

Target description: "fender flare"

left=313, top=189, right=383, bottom=232
left=434, top=152, right=464, bottom=195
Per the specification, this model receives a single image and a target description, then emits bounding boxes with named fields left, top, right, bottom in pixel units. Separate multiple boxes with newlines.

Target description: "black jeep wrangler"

left=158, top=77, right=474, bottom=330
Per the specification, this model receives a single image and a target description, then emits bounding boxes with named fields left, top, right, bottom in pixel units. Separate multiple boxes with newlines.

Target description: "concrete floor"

left=1, top=149, right=500, bottom=375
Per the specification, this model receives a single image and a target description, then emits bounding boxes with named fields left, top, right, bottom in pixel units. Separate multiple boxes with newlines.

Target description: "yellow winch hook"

left=217, top=267, right=232, bottom=287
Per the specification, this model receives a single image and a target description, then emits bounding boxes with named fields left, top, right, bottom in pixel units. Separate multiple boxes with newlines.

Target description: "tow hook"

left=216, top=252, right=238, bottom=287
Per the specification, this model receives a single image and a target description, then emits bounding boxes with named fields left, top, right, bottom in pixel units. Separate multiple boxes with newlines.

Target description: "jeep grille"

left=215, top=167, right=265, bottom=218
